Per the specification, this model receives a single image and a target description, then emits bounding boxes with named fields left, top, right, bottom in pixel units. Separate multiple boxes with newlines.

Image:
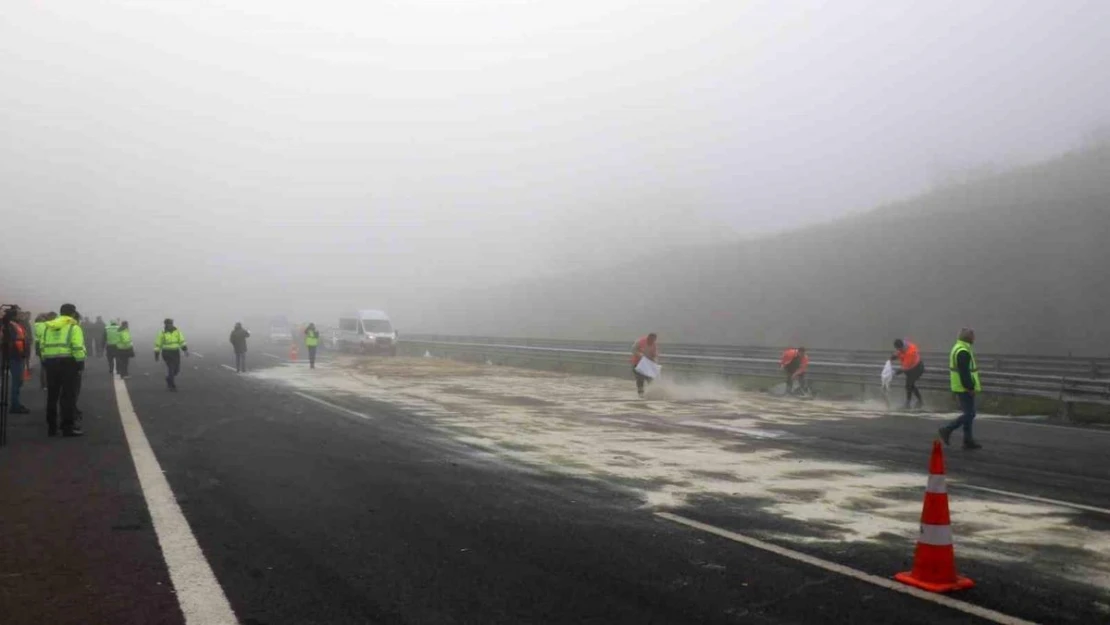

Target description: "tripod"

left=0, top=305, right=14, bottom=447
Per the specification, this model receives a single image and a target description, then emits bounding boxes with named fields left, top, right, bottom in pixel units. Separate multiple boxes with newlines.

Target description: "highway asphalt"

left=3, top=339, right=1109, bottom=624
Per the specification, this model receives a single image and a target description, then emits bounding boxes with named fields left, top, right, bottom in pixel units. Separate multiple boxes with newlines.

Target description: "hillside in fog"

left=415, top=145, right=1110, bottom=356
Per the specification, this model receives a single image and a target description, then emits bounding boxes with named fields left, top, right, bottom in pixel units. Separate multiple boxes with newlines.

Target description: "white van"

left=337, top=310, right=397, bottom=355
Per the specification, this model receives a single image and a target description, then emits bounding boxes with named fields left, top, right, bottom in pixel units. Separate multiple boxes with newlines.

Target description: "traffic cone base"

left=895, top=440, right=974, bottom=593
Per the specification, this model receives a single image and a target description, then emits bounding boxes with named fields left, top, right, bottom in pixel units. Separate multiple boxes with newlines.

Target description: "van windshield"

left=362, top=319, right=393, bottom=333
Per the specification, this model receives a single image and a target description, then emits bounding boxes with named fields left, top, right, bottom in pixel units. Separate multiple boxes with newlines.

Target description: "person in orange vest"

left=630, top=333, right=659, bottom=397
left=3, top=305, right=31, bottom=414
left=892, top=338, right=926, bottom=409
left=780, top=347, right=809, bottom=396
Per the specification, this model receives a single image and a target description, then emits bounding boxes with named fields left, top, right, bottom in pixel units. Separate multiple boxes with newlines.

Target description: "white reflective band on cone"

left=926, top=475, right=947, bottom=494
left=919, top=523, right=954, bottom=546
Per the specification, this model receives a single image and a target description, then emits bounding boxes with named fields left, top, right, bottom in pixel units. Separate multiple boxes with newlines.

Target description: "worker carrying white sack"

left=630, top=333, right=660, bottom=398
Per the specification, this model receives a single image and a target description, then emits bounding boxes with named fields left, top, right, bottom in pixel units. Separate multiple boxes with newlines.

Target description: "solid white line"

left=656, top=512, right=1036, bottom=625
left=114, top=378, right=239, bottom=625
left=954, top=483, right=1110, bottom=516
left=220, top=365, right=237, bottom=372
left=294, top=392, right=373, bottom=421
left=262, top=353, right=282, bottom=360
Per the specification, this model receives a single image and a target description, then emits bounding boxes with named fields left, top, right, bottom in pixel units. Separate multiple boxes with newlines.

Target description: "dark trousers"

left=163, top=350, right=181, bottom=388
left=95, top=339, right=105, bottom=358
left=944, top=392, right=977, bottom=442
left=633, top=366, right=650, bottom=395
left=39, top=355, right=47, bottom=389
left=9, top=355, right=25, bottom=409
left=784, top=366, right=807, bottom=395
left=904, top=362, right=925, bottom=406
left=235, top=351, right=247, bottom=372
left=117, top=353, right=131, bottom=377
left=45, top=359, right=80, bottom=433
left=308, top=346, right=317, bottom=368
left=106, top=345, right=118, bottom=373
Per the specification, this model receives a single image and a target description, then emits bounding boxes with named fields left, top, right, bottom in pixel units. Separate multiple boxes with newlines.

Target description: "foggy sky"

left=3, top=1, right=1109, bottom=333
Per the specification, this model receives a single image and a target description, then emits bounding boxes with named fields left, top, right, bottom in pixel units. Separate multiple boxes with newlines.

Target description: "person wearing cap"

left=154, top=318, right=188, bottom=391
left=892, top=338, right=926, bottom=410
left=41, top=303, right=87, bottom=437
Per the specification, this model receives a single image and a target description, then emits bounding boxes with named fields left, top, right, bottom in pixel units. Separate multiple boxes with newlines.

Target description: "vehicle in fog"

left=337, top=310, right=397, bottom=356
left=269, top=315, right=293, bottom=344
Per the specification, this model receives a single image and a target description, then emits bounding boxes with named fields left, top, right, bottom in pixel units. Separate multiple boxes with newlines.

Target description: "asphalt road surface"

left=3, top=339, right=1109, bottom=624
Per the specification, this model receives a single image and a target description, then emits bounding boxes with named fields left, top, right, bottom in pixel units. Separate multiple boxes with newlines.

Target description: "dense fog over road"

left=3, top=1, right=1109, bottom=345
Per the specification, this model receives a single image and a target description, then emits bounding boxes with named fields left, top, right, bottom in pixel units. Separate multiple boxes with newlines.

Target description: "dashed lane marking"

left=114, top=378, right=239, bottom=625
left=262, top=353, right=282, bottom=360
left=656, top=512, right=1037, bottom=625
left=192, top=352, right=204, bottom=358
left=294, top=392, right=373, bottom=421
left=220, top=365, right=236, bottom=372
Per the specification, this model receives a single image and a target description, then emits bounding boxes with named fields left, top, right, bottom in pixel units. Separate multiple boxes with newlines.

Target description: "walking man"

left=893, top=338, right=926, bottom=409
left=229, top=322, right=250, bottom=373
left=630, top=333, right=659, bottom=398
left=305, top=323, right=320, bottom=369
left=938, top=328, right=982, bottom=450
left=41, top=304, right=86, bottom=437
left=155, top=318, right=188, bottom=391
left=92, top=316, right=106, bottom=358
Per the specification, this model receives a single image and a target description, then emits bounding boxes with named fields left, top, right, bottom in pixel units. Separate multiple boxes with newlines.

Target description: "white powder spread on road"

left=252, top=357, right=1110, bottom=591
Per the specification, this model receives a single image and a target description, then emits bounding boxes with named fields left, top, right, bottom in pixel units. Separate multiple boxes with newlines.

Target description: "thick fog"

left=3, top=1, right=1109, bottom=341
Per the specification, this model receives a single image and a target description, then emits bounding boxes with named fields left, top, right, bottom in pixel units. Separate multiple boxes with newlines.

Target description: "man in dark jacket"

left=229, top=322, right=250, bottom=373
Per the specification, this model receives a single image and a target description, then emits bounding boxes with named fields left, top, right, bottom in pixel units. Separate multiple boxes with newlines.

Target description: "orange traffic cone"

left=289, top=344, right=298, bottom=361
left=22, top=365, right=32, bottom=382
left=895, top=440, right=974, bottom=593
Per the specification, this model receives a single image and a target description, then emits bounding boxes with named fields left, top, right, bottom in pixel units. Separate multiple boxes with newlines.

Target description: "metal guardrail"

left=404, top=334, right=1110, bottom=379
left=401, top=336, right=1110, bottom=407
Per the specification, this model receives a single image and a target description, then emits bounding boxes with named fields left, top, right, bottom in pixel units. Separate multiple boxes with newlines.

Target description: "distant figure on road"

left=938, top=328, right=982, bottom=450
left=115, top=321, right=134, bottom=379
left=3, top=305, right=31, bottom=415
left=91, top=316, right=107, bottom=358
left=893, top=338, right=925, bottom=409
left=104, top=319, right=121, bottom=375
left=630, top=333, right=659, bottom=398
left=780, top=347, right=810, bottom=396
left=41, top=304, right=87, bottom=437
left=155, top=318, right=188, bottom=391
left=304, top=323, right=320, bottom=369
left=229, top=322, right=250, bottom=373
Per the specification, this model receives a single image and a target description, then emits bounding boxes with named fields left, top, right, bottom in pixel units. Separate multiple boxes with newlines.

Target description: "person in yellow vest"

left=41, top=303, right=87, bottom=437
left=154, top=318, right=188, bottom=391
left=304, top=322, right=320, bottom=369
left=34, top=312, right=56, bottom=391
left=116, top=321, right=134, bottom=379
left=938, top=328, right=982, bottom=450
left=104, top=319, right=122, bottom=375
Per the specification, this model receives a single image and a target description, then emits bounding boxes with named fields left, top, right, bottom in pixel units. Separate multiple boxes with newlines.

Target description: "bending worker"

left=305, top=323, right=320, bottom=369
left=154, top=318, right=188, bottom=391
left=938, top=328, right=982, bottom=450
left=780, top=346, right=809, bottom=396
left=893, top=338, right=925, bottom=409
left=630, top=332, right=659, bottom=398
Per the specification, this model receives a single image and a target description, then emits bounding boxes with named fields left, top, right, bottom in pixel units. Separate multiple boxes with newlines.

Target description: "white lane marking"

left=192, top=352, right=204, bottom=359
left=294, top=392, right=373, bottom=421
left=263, top=353, right=282, bottom=360
left=656, top=512, right=1036, bottom=625
left=114, top=378, right=239, bottom=625
left=954, top=483, right=1110, bottom=516
left=220, top=365, right=237, bottom=372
